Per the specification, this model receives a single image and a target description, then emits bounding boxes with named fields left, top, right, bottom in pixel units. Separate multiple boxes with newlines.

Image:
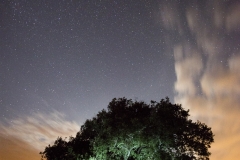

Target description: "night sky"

left=1, top=1, right=240, bottom=160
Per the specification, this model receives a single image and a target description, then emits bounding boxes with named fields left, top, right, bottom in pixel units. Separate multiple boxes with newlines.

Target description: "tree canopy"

left=40, top=97, right=214, bottom=160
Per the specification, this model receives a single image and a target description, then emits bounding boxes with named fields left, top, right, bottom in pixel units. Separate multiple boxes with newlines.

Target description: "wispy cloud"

left=158, top=1, right=240, bottom=159
left=0, top=111, right=80, bottom=159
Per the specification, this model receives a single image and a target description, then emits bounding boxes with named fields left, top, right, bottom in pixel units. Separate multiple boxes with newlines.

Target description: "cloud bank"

left=0, top=111, right=80, bottom=160
left=158, top=1, right=240, bottom=159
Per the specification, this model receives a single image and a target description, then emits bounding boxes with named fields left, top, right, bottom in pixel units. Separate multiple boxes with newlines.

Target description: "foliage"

left=40, top=136, right=91, bottom=160
left=40, top=97, right=214, bottom=160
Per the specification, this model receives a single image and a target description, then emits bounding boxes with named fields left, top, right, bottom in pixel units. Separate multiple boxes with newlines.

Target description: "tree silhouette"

left=40, top=97, right=214, bottom=160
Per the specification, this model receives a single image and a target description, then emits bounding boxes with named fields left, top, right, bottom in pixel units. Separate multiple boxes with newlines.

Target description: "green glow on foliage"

left=41, top=98, right=214, bottom=160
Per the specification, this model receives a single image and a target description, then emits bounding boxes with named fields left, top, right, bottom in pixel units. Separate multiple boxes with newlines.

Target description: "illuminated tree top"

left=41, top=97, right=214, bottom=160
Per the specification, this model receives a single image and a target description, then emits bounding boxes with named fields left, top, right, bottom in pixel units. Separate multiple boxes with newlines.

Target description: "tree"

left=40, top=136, right=91, bottom=160
left=40, top=97, right=214, bottom=160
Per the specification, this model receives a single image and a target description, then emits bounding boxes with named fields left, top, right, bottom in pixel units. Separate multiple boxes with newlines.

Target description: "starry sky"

left=0, top=0, right=240, bottom=160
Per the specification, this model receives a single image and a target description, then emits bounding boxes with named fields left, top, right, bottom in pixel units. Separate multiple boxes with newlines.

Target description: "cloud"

left=158, top=1, right=240, bottom=159
left=226, top=3, right=240, bottom=32
left=174, top=44, right=203, bottom=96
left=0, top=111, right=80, bottom=159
